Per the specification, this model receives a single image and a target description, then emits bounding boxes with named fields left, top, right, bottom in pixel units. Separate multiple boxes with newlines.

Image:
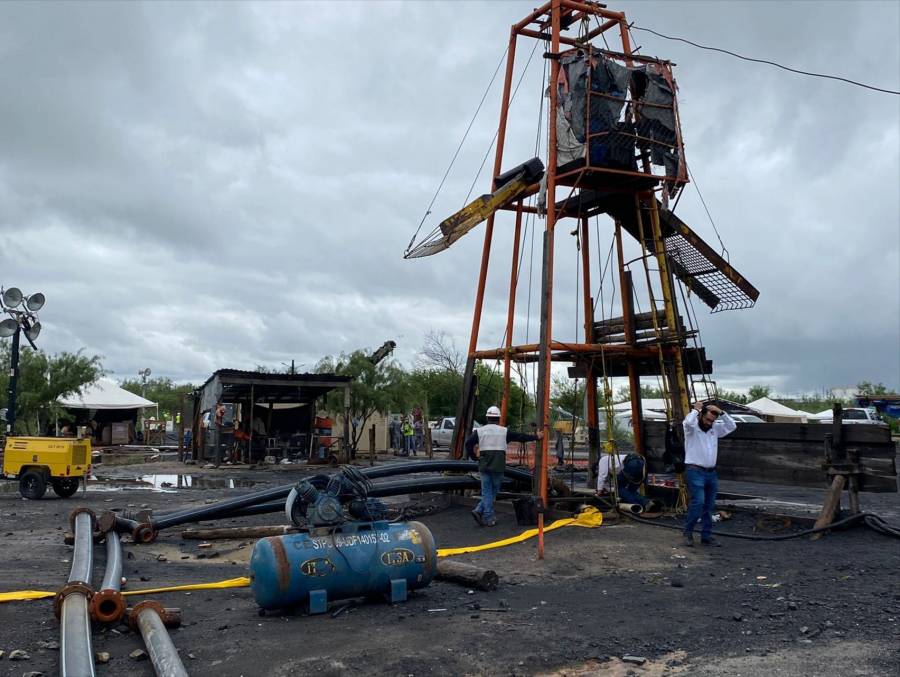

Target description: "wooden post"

left=177, top=393, right=185, bottom=463
left=436, top=560, right=499, bottom=591
left=426, top=424, right=434, bottom=459
left=581, top=218, right=599, bottom=486
left=248, top=384, right=255, bottom=465
left=369, top=424, right=376, bottom=467
left=811, top=474, right=846, bottom=541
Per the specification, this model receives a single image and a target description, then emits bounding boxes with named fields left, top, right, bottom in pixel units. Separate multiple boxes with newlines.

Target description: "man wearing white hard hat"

left=464, top=405, right=542, bottom=527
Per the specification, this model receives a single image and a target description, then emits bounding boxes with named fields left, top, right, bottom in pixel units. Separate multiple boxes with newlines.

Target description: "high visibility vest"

left=476, top=424, right=507, bottom=451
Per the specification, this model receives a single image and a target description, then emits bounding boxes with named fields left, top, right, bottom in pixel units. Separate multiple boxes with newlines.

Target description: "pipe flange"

left=68, top=507, right=97, bottom=534
left=128, top=601, right=182, bottom=630
left=132, top=523, right=158, bottom=544
left=53, top=581, right=94, bottom=620
left=97, top=511, right=118, bottom=534
left=90, top=588, right=127, bottom=624
left=136, top=509, right=153, bottom=522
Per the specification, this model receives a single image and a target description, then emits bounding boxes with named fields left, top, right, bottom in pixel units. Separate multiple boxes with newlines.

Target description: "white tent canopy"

left=59, top=378, right=156, bottom=410
left=747, top=397, right=807, bottom=421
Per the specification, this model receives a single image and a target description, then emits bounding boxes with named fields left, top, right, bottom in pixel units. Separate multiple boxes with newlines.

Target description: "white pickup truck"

left=430, top=417, right=481, bottom=450
left=817, top=408, right=886, bottom=425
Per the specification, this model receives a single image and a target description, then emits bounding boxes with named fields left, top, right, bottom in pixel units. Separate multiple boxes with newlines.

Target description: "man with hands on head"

left=682, top=400, right=736, bottom=547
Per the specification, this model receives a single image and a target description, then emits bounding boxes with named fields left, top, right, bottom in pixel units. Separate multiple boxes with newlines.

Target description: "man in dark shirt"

left=465, top=406, right=542, bottom=527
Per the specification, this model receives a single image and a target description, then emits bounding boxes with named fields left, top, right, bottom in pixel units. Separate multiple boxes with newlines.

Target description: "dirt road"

left=1, top=462, right=898, bottom=676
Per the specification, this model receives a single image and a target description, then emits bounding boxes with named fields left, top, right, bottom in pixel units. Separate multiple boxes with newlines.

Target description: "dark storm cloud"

left=0, top=1, right=897, bottom=395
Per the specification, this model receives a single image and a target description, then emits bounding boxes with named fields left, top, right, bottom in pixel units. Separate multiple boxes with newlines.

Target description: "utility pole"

left=6, top=326, right=20, bottom=436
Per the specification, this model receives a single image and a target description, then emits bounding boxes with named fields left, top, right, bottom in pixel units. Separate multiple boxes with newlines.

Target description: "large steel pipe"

left=129, top=601, right=188, bottom=677
left=90, top=530, right=126, bottom=624
left=59, top=508, right=96, bottom=677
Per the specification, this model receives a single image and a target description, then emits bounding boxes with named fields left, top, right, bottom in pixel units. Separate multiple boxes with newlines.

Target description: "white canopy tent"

left=58, top=378, right=157, bottom=444
left=59, top=378, right=156, bottom=410
left=746, top=397, right=808, bottom=422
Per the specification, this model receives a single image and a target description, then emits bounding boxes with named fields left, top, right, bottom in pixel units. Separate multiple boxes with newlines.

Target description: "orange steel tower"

left=425, top=1, right=758, bottom=557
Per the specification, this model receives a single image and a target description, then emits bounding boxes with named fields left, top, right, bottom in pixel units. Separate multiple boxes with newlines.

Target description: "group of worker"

left=389, top=414, right=424, bottom=456
left=465, top=400, right=735, bottom=546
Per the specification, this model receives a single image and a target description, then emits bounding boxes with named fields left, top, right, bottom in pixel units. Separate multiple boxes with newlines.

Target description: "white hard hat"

left=486, top=405, right=501, bottom=419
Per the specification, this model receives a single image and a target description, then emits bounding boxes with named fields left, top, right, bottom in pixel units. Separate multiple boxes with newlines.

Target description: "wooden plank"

left=646, top=421, right=893, bottom=445
left=643, top=421, right=897, bottom=492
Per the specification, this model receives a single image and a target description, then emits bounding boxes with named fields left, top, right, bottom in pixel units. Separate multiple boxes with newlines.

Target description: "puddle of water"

left=85, top=474, right=262, bottom=492
left=1, top=474, right=263, bottom=495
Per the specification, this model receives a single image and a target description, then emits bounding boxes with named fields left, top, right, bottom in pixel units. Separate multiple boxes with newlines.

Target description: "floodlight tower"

left=1, top=287, right=46, bottom=435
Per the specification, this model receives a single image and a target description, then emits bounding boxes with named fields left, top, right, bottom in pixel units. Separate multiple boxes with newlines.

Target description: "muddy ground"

left=1, top=457, right=898, bottom=677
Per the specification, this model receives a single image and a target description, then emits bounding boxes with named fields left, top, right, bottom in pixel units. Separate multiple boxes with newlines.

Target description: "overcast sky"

left=1, top=1, right=897, bottom=398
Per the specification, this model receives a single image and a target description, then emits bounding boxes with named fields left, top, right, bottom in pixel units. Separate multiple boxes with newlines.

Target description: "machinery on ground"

left=1, top=436, right=90, bottom=499
left=250, top=465, right=437, bottom=613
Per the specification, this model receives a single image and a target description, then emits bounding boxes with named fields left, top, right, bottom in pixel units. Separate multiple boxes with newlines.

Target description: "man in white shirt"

left=682, top=401, right=736, bottom=546
left=595, top=452, right=652, bottom=509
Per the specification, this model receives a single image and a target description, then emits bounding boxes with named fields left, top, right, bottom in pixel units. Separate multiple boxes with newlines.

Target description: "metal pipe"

left=60, top=591, right=95, bottom=677
left=68, top=511, right=94, bottom=584
left=130, top=601, right=188, bottom=677
left=90, top=531, right=126, bottom=624
left=60, top=509, right=96, bottom=677
left=99, top=531, right=122, bottom=591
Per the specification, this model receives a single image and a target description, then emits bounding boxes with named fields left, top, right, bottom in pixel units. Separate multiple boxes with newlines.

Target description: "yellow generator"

left=1, top=436, right=91, bottom=499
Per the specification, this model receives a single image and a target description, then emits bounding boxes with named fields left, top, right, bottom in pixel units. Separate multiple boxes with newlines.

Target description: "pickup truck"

left=816, top=408, right=886, bottom=425
left=430, top=417, right=481, bottom=450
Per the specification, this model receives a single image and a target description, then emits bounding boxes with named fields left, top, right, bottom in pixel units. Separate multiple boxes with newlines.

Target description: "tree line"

left=1, top=333, right=895, bottom=444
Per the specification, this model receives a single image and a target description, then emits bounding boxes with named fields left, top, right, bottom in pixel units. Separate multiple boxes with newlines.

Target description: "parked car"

left=731, top=414, right=766, bottom=423
left=430, top=417, right=481, bottom=449
left=816, top=408, right=886, bottom=425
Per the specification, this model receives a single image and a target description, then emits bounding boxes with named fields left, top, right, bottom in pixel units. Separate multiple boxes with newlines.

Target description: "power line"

left=406, top=45, right=510, bottom=255
left=631, top=24, right=900, bottom=96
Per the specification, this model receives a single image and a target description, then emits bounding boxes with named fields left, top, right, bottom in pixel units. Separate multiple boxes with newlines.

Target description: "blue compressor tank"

left=249, top=520, right=437, bottom=613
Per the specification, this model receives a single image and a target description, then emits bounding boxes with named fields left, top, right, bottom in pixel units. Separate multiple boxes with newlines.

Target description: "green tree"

left=0, top=345, right=103, bottom=435
left=120, top=377, right=195, bottom=421
left=614, top=384, right=664, bottom=403
left=551, top=375, right=584, bottom=421
left=857, top=381, right=897, bottom=396
left=747, top=384, right=771, bottom=401
left=472, top=363, right=533, bottom=430
left=315, top=351, right=409, bottom=455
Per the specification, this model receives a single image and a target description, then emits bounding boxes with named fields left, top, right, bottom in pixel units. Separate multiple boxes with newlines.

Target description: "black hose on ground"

left=621, top=510, right=900, bottom=540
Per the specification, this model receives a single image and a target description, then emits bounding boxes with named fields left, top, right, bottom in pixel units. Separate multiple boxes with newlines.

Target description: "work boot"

left=682, top=533, right=694, bottom=547
left=701, top=537, right=721, bottom=547
left=471, top=510, right=484, bottom=527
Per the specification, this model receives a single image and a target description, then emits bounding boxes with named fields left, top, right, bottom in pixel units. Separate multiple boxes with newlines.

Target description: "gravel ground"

left=1, top=459, right=898, bottom=676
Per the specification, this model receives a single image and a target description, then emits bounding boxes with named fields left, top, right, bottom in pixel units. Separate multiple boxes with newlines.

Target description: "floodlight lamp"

left=2, top=287, right=23, bottom=308
left=24, top=321, right=41, bottom=342
left=25, top=292, right=45, bottom=312
left=0, top=318, right=18, bottom=338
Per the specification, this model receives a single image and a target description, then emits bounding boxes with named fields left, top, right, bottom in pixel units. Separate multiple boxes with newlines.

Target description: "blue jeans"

left=616, top=473, right=648, bottom=507
left=684, top=467, right=718, bottom=539
left=475, top=471, right=504, bottom=522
